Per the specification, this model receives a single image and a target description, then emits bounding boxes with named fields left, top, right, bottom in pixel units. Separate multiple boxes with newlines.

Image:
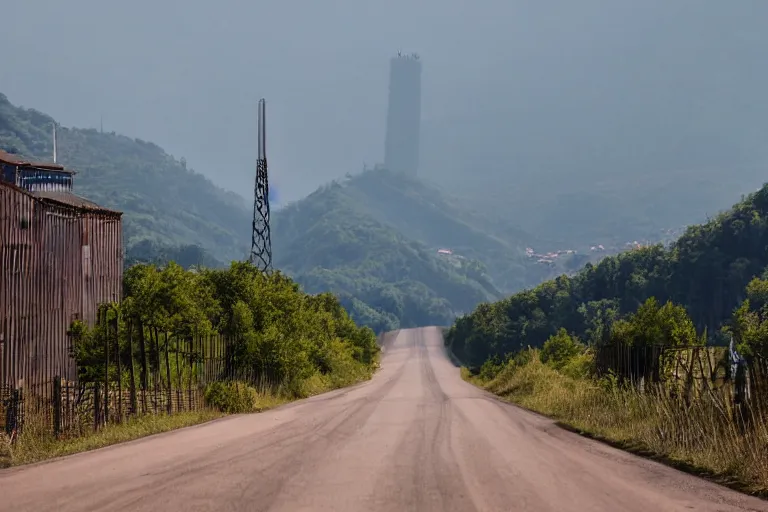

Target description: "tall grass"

left=1, top=409, right=224, bottom=468
left=477, top=351, right=768, bottom=494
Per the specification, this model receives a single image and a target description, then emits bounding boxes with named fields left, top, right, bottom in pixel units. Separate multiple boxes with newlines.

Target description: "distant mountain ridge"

left=272, top=175, right=503, bottom=330
left=276, top=169, right=559, bottom=294
left=0, top=92, right=251, bottom=263
left=269, top=168, right=588, bottom=330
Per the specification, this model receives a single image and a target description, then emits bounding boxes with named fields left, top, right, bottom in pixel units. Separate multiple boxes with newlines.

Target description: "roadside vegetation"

left=460, top=289, right=768, bottom=495
left=450, top=186, right=768, bottom=495
left=2, top=261, right=380, bottom=467
left=2, top=410, right=223, bottom=467
left=105, top=260, right=379, bottom=402
left=465, top=345, right=768, bottom=494
left=447, top=185, right=768, bottom=367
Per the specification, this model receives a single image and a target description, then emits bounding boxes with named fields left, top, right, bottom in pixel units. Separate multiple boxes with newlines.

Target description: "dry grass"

left=476, top=353, right=768, bottom=495
left=0, top=432, right=12, bottom=468
left=2, top=409, right=224, bottom=467
left=3, top=385, right=288, bottom=468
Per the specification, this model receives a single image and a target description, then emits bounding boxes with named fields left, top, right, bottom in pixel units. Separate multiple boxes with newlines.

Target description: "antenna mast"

left=250, top=98, right=272, bottom=272
left=52, top=122, right=58, bottom=163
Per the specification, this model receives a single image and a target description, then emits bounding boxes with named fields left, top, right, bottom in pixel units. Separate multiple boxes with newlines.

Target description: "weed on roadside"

left=469, top=351, right=768, bottom=495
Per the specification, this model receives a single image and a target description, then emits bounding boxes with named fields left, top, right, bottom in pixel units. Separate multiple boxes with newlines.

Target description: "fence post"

left=127, top=321, right=137, bottom=417
left=4, top=388, right=21, bottom=439
left=734, top=361, right=748, bottom=432
left=138, top=319, right=148, bottom=415
left=153, top=327, right=160, bottom=414
left=114, top=311, right=122, bottom=423
left=53, top=376, right=62, bottom=438
left=94, top=382, right=101, bottom=432
left=176, top=337, right=182, bottom=412
left=187, top=337, right=193, bottom=411
left=102, top=307, right=110, bottom=426
left=65, top=380, right=71, bottom=433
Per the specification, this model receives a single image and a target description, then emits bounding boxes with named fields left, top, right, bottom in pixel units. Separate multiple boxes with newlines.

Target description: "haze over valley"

left=5, top=1, right=768, bottom=507
left=3, top=0, right=768, bottom=329
left=3, top=1, right=766, bottom=249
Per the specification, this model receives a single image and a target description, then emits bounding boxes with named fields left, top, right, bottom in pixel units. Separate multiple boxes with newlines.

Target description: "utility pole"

left=250, top=99, right=272, bottom=272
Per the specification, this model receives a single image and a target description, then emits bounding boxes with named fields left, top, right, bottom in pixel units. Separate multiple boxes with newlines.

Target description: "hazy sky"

left=3, top=0, right=767, bottom=205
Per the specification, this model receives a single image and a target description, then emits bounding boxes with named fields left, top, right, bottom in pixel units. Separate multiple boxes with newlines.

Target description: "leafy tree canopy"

left=448, top=185, right=768, bottom=366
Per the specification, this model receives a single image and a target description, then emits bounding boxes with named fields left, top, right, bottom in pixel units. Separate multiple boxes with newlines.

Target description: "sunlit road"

left=1, top=327, right=766, bottom=512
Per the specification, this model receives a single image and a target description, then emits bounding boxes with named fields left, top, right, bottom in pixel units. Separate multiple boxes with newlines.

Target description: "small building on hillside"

left=0, top=150, right=123, bottom=391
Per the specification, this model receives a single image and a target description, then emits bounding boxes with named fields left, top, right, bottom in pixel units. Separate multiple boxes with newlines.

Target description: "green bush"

left=540, top=328, right=584, bottom=371
left=478, top=355, right=507, bottom=381
left=559, top=349, right=594, bottom=379
left=204, top=381, right=259, bottom=413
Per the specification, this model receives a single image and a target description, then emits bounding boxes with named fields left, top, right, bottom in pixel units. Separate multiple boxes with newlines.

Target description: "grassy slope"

left=0, top=93, right=251, bottom=263
left=463, top=352, right=768, bottom=496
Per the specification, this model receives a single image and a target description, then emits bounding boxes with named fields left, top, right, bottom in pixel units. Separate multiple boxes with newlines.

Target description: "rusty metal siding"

left=1, top=181, right=123, bottom=392
left=80, top=213, right=123, bottom=326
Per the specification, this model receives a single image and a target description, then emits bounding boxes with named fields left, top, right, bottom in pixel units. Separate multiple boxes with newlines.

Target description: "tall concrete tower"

left=384, top=52, right=422, bottom=177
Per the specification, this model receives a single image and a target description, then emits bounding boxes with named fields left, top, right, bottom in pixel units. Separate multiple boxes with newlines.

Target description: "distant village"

left=436, top=225, right=689, bottom=268
left=524, top=225, right=689, bottom=266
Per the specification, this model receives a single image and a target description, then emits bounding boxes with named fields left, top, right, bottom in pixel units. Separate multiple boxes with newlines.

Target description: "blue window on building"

left=17, top=169, right=73, bottom=191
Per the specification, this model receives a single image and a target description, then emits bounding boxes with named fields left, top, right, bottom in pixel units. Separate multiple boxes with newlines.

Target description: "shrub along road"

left=1, top=328, right=766, bottom=512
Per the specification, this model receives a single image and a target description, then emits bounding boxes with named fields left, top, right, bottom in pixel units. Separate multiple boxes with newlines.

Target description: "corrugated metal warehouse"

left=0, top=150, right=123, bottom=393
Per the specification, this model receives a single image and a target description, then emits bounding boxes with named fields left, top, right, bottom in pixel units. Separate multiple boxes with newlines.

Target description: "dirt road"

left=2, top=327, right=766, bottom=511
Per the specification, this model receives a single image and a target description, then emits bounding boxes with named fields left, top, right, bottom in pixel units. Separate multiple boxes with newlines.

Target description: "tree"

left=730, top=277, right=768, bottom=357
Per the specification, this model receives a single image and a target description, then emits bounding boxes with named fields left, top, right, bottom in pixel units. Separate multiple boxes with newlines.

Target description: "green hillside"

left=331, top=169, right=553, bottom=292
left=0, top=93, right=251, bottom=263
left=447, top=182, right=768, bottom=366
left=276, top=169, right=571, bottom=295
left=273, top=179, right=502, bottom=331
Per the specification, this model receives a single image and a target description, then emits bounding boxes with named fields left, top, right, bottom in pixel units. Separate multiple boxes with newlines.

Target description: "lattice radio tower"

left=250, top=99, right=272, bottom=272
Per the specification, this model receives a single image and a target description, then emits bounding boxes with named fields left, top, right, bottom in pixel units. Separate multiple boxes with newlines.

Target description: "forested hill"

left=0, top=93, right=251, bottom=263
left=275, top=169, right=559, bottom=294
left=272, top=174, right=506, bottom=332
left=447, top=184, right=768, bottom=366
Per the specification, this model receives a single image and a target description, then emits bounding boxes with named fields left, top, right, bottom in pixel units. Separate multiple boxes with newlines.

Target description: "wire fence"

left=594, top=342, right=767, bottom=413
left=1, top=305, right=280, bottom=439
